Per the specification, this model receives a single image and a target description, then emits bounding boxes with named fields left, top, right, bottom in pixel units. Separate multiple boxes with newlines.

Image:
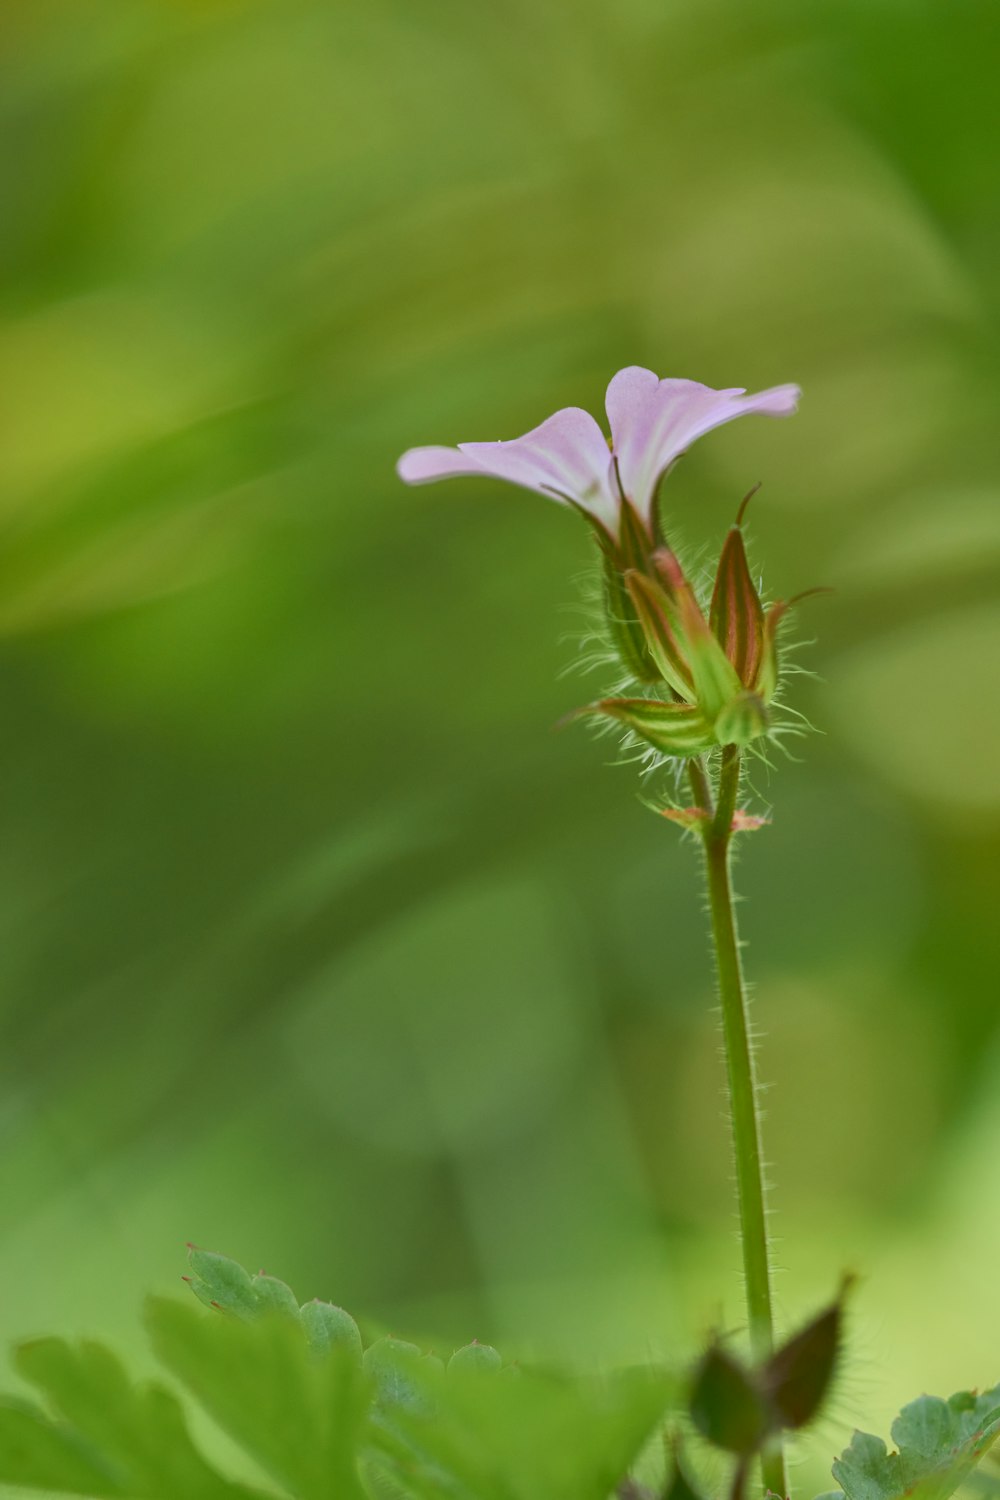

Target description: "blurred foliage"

left=0, top=1250, right=675, bottom=1499
left=0, top=0, right=999, bottom=1495
left=1, top=1250, right=992, bottom=1500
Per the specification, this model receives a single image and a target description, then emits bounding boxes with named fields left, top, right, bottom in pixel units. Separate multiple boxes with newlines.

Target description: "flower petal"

left=458, top=406, right=619, bottom=531
left=606, top=368, right=800, bottom=521
left=397, top=446, right=487, bottom=484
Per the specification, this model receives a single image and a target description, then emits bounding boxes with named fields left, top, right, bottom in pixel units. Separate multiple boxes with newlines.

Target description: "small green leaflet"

left=830, top=1386, right=1000, bottom=1500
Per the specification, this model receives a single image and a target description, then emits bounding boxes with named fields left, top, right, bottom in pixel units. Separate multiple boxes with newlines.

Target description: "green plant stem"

left=693, top=748, right=787, bottom=1499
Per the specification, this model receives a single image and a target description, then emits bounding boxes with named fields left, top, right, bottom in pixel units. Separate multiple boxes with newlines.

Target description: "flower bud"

left=762, top=1278, right=851, bottom=1431
left=710, top=523, right=765, bottom=690
left=689, top=1341, right=770, bottom=1456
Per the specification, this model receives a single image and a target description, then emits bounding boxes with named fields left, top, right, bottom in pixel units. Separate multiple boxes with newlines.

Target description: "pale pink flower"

left=397, top=366, right=799, bottom=540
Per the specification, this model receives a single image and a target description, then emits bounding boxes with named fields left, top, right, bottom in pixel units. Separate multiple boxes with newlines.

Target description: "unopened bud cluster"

left=583, top=489, right=807, bottom=763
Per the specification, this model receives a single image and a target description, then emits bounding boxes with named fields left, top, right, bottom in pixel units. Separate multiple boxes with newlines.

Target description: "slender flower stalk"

left=399, top=365, right=814, bottom=1500
left=692, top=749, right=787, bottom=1500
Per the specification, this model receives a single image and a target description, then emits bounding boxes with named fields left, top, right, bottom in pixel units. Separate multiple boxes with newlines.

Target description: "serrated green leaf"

left=364, top=1338, right=441, bottom=1417
left=3, top=1338, right=264, bottom=1498
left=250, top=1273, right=300, bottom=1319
left=370, top=1363, right=675, bottom=1500
left=447, top=1343, right=502, bottom=1376
left=0, top=1394, right=122, bottom=1495
left=147, top=1294, right=369, bottom=1500
left=185, top=1248, right=260, bottom=1320
left=299, top=1300, right=363, bottom=1361
left=832, top=1386, right=1000, bottom=1500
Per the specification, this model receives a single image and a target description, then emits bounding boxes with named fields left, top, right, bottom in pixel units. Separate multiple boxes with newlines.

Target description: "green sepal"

left=753, top=601, right=788, bottom=704
left=603, top=553, right=661, bottom=683
left=653, top=549, right=743, bottom=718
left=754, top=588, right=831, bottom=702
left=689, top=1342, right=770, bottom=1457
left=714, top=691, right=768, bottom=748
left=624, top=569, right=696, bottom=701
left=710, top=526, right=765, bottom=688
left=763, top=1282, right=848, bottom=1431
left=586, top=698, right=716, bottom=757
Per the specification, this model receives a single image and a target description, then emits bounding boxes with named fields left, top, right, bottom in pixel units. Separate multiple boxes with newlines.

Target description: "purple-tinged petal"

left=459, top=406, right=618, bottom=532
left=606, top=367, right=800, bottom=521
left=397, top=446, right=488, bottom=485
left=398, top=407, right=619, bottom=533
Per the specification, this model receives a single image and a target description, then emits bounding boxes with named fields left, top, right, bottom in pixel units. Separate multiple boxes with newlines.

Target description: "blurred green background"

left=1, top=0, right=999, bottom=1487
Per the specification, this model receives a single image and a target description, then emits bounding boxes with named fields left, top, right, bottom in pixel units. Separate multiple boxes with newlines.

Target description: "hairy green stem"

left=693, top=748, right=787, bottom=1498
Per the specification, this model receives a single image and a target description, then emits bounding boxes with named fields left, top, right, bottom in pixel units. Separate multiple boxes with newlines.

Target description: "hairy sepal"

left=714, top=691, right=768, bottom=748
left=653, top=549, right=743, bottom=718
left=689, top=1342, right=770, bottom=1457
left=763, top=1282, right=849, bottom=1431
left=753, top=601, right=788, bottom=704
left=710, top=526, right=764, bottom=688
left=602, top=553, right=661, bottom=683
left=624, top=569, right=696, bottom=701
left=587, top=698, right=716, bottom=757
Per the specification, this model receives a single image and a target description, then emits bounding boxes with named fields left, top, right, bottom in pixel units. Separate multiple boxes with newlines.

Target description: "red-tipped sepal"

left=624, top=569, right=696, bottom=702
left=710, top=525, right=765, bottom=688
left=653, top=548, right=743, bottom=718
left=754, top=588, right=831, bottom=703
left=753, top=600, right=788, bottom=704
left=602, top=554, right=661, bottom=683
left=597, top=499, right=668, bottom=685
